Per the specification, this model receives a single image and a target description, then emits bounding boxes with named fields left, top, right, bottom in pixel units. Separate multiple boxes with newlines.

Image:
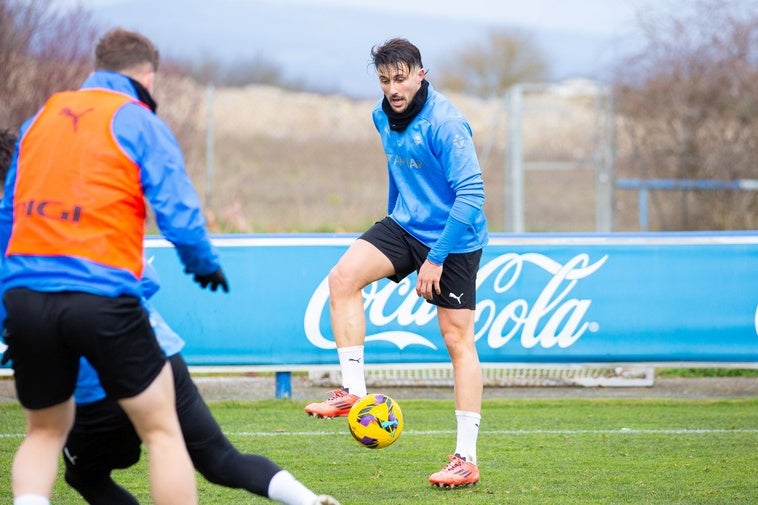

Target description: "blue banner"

left=144, top=232, right=758, bottom=366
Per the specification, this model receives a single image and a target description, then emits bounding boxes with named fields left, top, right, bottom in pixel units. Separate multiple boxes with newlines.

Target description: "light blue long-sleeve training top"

left=372, top=82, right=488, bottom=264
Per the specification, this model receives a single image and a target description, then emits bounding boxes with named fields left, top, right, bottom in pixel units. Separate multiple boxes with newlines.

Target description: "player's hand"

left=193, top=268, right=229, bottom=293
left=416, top=259, right=442, bottom=300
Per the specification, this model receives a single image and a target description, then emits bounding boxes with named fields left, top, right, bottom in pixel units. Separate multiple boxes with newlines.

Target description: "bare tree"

left=0, top=0, right=98, bottom=130
left=175, top=52, right=312, bottom=93
left=0, top=0, right=207, bottom=229
left=436, top=29, right=548, bottom=98
left=614, top=0, right=757, bottom=230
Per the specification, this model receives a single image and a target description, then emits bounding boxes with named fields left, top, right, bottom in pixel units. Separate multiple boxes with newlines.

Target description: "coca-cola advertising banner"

left=145, top=232, right=758, bottom=366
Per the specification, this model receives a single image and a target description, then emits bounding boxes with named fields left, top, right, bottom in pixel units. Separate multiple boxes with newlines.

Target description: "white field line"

left=232, top=428, right=758, bottom=436
left=1, top=428, right=757, bottom=439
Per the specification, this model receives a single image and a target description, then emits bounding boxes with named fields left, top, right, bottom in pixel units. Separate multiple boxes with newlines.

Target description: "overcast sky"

left=61, top=0, right=755, bottom=96
left=70, top=0, right=645, bottom=36
left=56, top=0, right=649, bottom=95
left=288, top=0, right=642, bottom=35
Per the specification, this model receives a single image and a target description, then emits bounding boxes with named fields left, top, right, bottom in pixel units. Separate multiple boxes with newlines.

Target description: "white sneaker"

left=312, top=495, right=340, bottom=505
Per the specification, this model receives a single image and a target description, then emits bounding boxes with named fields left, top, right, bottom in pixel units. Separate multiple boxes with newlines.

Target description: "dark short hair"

left=0, top=129, right=17, bottom=181
left=370, top=38, right=423, bottom=72
left=95, top=28, right=160, bottom=72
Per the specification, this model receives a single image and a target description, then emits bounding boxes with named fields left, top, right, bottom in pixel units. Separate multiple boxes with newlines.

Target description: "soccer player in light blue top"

left=305, top=38, right=488, bottom=488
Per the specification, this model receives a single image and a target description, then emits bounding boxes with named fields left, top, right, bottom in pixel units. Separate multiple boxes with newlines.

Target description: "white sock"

left=337, top=345, right=366, bottom=397
left=14, top=495, right=50, bottom=505
left=454, top=410, right=481, bottom=465
left=267, top=470, right=318, bottom=505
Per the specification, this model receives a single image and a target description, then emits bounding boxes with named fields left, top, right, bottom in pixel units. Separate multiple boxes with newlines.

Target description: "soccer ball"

left=347, top=393, right=404, bottom=449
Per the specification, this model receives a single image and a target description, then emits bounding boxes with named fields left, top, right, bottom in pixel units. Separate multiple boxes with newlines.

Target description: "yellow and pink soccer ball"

left=347, top=393, right=404, bottom=449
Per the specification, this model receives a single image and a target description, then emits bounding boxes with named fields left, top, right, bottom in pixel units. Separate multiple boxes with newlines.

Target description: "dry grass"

left=175, top=83, right=611, bottom=234
left=208, top=135, right=388, bottom=232
left=177, top=81, right=758, bottom=234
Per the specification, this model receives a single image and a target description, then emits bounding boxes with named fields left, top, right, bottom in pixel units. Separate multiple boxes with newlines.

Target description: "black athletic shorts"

left=359, top=217, right=483, bottom=310
left=3, top=288, right=166, bottom=409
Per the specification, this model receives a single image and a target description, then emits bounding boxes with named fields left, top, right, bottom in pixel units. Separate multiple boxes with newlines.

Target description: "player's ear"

left=141, top=71, right=156, bottom=94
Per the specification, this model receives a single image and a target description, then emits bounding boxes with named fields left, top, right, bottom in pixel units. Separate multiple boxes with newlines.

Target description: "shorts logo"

left=63, top=447, right=78, bottom=465
left=449, top=292, right=463, bottom=304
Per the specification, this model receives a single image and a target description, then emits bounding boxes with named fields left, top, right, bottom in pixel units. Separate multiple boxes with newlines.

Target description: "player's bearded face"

left=378, top=63, right=424, bottom=113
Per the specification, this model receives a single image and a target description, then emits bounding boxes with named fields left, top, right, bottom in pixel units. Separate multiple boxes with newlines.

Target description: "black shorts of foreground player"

left=64, top=354, right=339, bottom=505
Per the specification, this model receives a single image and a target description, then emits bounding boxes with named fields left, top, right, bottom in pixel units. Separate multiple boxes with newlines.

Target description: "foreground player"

left=1, top=28, right=227, bottom=505
left=305, top=38, right=489, bottom=488
left=2, top=132, right=331, bottom=503
left=63, top=262, right=339, bottom=505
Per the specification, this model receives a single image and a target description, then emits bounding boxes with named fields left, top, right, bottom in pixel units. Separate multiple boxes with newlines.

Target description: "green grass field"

left=1, top=397, right=756, bottom=504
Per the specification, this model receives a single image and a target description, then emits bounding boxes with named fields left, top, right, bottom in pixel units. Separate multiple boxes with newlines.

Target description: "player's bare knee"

left=328, top=265, right=356, bottom=299
left=442, top=333, right=477, bottom=360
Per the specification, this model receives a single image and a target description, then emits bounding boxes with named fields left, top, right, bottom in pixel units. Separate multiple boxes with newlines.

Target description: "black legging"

left=64, top=354, right=282, bottom=504
left=172, top=354, right=282, bottom=493
left=64, top=472, right=139, bottom=505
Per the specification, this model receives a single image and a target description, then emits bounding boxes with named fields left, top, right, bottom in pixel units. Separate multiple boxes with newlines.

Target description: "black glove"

left=193, top=268, right=229, bottom=293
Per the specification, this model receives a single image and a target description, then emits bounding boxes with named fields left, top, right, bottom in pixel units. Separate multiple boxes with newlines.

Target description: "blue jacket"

left=0, top=71, right=219, bottom=298
left=372, top=83, right=489, bottom=264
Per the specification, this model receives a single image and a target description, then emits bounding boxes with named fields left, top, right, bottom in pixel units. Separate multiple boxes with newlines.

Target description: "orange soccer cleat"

left=304, top=387, right=359, bottom=419
left=428, top=454, right=480, bottom=488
